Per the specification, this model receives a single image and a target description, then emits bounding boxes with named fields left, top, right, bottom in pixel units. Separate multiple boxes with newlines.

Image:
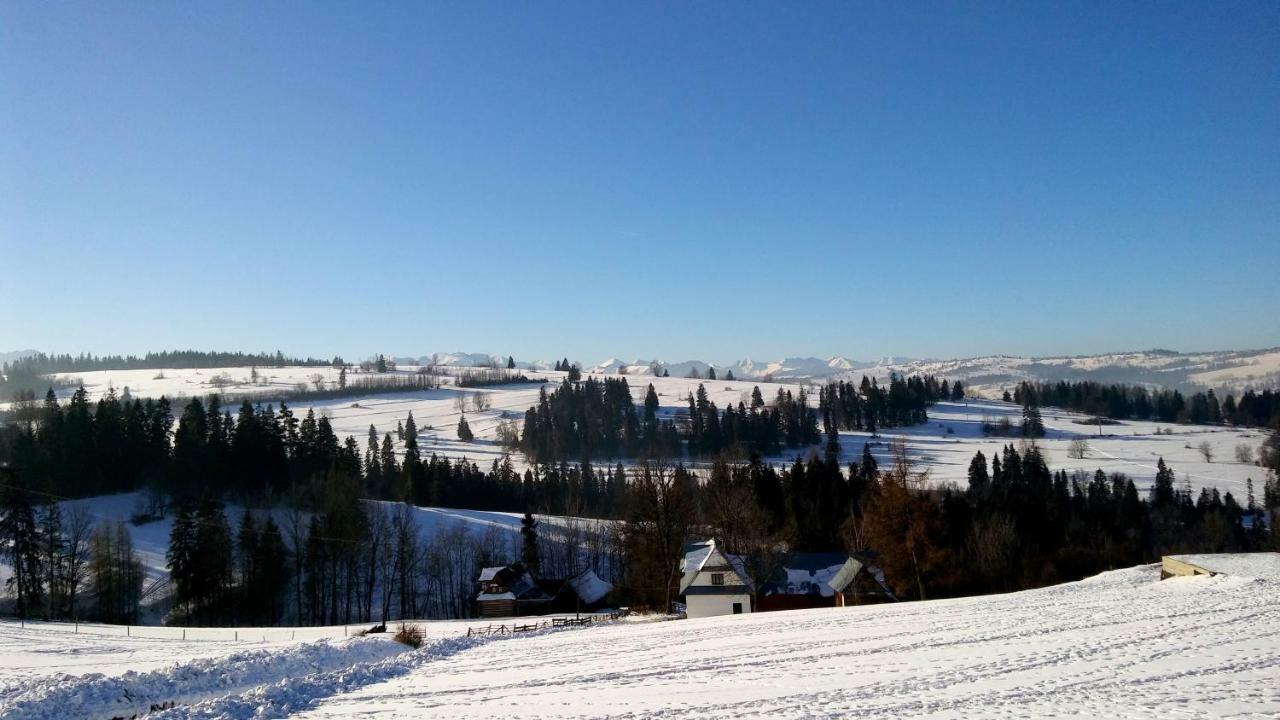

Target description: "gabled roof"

left=476, top=563, right=614, bottom=605
left=567, top=568, right=613, bottom=604
left=683, top=542, right=896, bottom=600
left=761, top=554, right=863, bottom=597
left=680, top=539, right=752, bottom=594
left=476, top=562, right=544, bottom=600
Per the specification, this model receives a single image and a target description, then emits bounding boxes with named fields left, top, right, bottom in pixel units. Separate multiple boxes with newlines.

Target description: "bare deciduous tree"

left=1067, top=438, right=1090, bottom=459
left=63, top=503, right=95, bottom=621
left=1198, top=441, right=1214, bottom=463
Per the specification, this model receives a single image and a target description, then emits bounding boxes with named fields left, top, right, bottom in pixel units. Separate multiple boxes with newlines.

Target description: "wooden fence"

left=466, top=610, right=627, bottom=637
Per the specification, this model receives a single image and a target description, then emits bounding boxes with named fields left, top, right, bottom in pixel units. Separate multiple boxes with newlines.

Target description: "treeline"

left=514, top=379, right=826, bottom=463
left=2, top=350, right=333, bottom=376
left=4, top=431, right=1278, bottom=623
left=454, top=368, right=535, bottom=388
left=1014, top=381, right=1280, bottom=429
left=0, top=389, right=341, bottom=501
left=620, top=441, right=1280, bottom=609
left=819, top=375, right=956, bottom=434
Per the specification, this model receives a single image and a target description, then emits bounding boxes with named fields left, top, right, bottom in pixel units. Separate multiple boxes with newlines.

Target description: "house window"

left=732, top=602, right=743, bottom=614
left=711, top=573, right=725, bottom=586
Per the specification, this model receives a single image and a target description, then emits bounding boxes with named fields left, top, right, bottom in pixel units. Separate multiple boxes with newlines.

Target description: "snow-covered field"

left=2, top=559, right=1276, bottom=719
left=26, top=366, right=1273, bottom=499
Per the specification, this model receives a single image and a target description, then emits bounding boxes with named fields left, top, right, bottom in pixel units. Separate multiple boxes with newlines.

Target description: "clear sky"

left=2, top=2, right=1277, bottom=365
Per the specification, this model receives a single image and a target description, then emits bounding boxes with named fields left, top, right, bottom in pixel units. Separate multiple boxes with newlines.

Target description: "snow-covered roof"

left=477, top=566, right=505, bottom=583
left=567, top=568, right=613, bottom=604
left=1166, top=553, right=1280, bottom=581
left=476, top=591, right=516, bottom=601
left=680, top=539, right=752, bottom=594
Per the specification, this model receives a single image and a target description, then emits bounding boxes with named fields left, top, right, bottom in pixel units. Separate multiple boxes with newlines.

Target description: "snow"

left=0, top=635, right=405, bottom=720
left=3, top=564, right=1277, bottom=717
left=1166, top=553, right=1280, bottom=580
left=294, top=565, right=1279, bottom=718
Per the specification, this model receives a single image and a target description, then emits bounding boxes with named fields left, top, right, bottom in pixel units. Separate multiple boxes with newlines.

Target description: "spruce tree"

left=457, top=416, right=474, bottom=442
left=0, top=485, right=43, bottom=620
left=507, top=356, right=516, bottom=370
left=167, top=504, right=196, bottom=618
left=1151, top=457, right=1176, bottom=507
left=520, top=511, right=540, bottom=573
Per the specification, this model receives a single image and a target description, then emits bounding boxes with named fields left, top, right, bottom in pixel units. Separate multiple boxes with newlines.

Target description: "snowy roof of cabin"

left=681, top=540, right=716, bottom=574
left=478, top=566, right=505, bottom=582
left=680, top=539, right=753, bottom=594
left=475, top=563, right=542, bottom=600
left=1167, top=553, right=1280, bottom=580
left=476, top=591, right=517, bottom=602
left=567, top=568, right=612, bottom=604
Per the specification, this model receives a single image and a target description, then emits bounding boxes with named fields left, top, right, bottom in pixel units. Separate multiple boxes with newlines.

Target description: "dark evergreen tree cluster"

left=454, top=368, right=534, bottom=387
left=818, top=374, right=944, bottom=435
left=519, top=378, right=647, bottom=462
left=688, top=385, right=821, bottom=457
left=1015, top=380, right=1280, bottom=429
left=685, top=443, right=1276, bottom=603
left=517, top=379, right=824, bottom=463
left=1, top=388, right=173, bottom=498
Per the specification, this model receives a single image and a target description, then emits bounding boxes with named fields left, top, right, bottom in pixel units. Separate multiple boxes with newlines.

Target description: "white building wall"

left=686, top=593, right=752, bottom=619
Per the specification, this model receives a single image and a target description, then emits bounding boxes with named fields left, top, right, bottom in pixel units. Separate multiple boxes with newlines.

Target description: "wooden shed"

left=1161, top=553, right=1280, bottom=580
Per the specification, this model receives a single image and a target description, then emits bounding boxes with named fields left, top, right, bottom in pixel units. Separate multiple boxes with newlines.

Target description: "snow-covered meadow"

left=38, top=365, right=1273, bottom=499
left=2, top=559, right=1275, bottom=719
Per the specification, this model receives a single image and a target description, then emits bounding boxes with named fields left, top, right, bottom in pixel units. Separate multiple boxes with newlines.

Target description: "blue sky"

left=2, top=2, right=1277, bottom=364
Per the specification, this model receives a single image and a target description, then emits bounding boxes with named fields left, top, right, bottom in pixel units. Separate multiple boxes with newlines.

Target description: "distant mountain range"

left=385, top=348, right=1280, bottom=393
left=0, top=349, right=40, bottom=366
left=14, top=347, right=1277, bottom=395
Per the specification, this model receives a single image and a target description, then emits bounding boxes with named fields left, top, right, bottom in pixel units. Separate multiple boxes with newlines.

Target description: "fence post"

left=235, top=630, right=239, bottom=642
left=127, top=625, right=131, bottom=637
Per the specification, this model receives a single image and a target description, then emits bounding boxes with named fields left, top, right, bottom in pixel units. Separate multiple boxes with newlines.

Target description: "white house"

left=679, top=539, right=753, bottom=619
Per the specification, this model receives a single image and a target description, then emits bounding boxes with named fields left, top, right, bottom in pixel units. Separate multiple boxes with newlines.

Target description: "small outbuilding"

left=1160, top=553, right=1280, bottom=581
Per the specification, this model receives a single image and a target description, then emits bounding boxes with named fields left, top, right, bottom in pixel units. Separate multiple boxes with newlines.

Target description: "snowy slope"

left=296, top=563, right=1280, bottom=719
left=18, top=365, right=1269, bottom=499
left=4, top=562, right=1274, bottom=718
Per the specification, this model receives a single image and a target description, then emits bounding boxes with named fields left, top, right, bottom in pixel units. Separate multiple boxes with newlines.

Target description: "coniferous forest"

left=1014, top=380, right=1280, bottom=428
left=0, top=367, right=1277, bottom=626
